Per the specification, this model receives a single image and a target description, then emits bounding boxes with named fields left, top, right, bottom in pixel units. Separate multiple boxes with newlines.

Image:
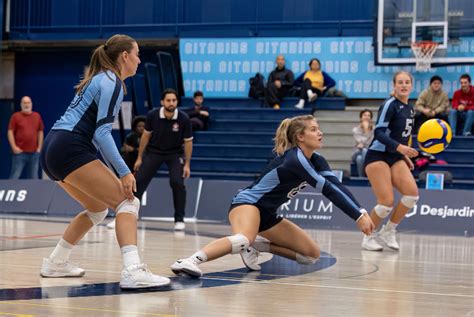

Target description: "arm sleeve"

left=373, top=102, right=400, bottom=152
left=290, top=150, right=364, bottom=221
left=37, top=113, right=45, bottom=131
left=322, top=72, right=336, bottom=89
left=8, top=114, right=17, bottom=131
left=281, top=70, right=295, bottom=87
left=124, top=133, right=135, bottom=146
left=435, top=93, right=449, bottom=114
left=268, top=71, right=275, bottom=84
left=415, top=90, right=427, bottom=112
left=352, top=126, right=366, bottom=145
left=452, top=91, right=460, bottom=109
left=310, top=153, right=363, bottom=221
left=144, top=110, right=154, bottom=132
left=186, top=108, right=199, bottom=118
left=183, top=116, right=193, bottom=141
left=92, top=76, right=131, bottom=178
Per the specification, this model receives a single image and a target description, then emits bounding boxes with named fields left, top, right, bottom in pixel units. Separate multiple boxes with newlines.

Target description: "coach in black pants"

left=134, top=89, right=193, bottom=231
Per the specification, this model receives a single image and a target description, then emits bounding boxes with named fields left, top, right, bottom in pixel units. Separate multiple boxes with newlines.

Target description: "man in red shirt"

left=448, top=74, right=474, bottom=136
left=7, top=96, right=45, bottom=179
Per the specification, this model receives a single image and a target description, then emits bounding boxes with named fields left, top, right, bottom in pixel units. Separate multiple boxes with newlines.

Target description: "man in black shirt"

left=265, top=55, right=295, bottom=109
left=185, top=91, right=210, bottom=131
left=134, top=89, right=193, bottom=231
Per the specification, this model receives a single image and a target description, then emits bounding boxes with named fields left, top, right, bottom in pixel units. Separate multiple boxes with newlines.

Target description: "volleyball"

left=417, top=119, right=452, bottom=154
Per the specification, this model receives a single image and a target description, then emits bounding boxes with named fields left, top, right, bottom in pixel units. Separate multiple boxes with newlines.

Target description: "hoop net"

left=411, top=41, right=439, bottom=72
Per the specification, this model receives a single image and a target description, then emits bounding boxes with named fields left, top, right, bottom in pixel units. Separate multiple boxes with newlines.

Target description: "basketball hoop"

left=411, top=41, right=439, bottom=72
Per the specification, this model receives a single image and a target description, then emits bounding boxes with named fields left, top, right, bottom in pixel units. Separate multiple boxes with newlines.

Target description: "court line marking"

left=199, top=276, right=474, bottom=299
left=0, top=254, right=341, bottom=279
left=1, top=217, right=473, bottom=294
left=0, top=302, right=175, bottom=317
left=349, top=256, right=474, bottom=267
left=0, top=312, right=35, bottom=317
left=1, top=234, right=63, bottom=240
left=3, top=216, right=471, bottom=267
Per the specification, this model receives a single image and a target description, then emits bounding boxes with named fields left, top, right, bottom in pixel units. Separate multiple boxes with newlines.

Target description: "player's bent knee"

left=374, top=204, right=393, bottom=218
left=400, top=195, right=419, bottom=209
left=85, top=209, right=108, bottom=226
left=296, top=252, right=319, bottom=265
left=115, top=197, right=140, bottom=218
left=227, top=233, right=250, bottom=254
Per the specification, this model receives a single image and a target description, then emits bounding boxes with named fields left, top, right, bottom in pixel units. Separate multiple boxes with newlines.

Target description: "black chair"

left=144, top=63, right=164, bottom=109
left=157, top=52, right=178, bottom=92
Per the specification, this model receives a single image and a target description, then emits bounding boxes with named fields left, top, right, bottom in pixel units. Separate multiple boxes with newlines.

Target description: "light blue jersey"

left=53, top=71, right=130, bottom=177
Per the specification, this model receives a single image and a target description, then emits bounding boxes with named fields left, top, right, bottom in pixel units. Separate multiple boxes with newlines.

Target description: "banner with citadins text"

left=180, top=37, right=472, bottom=98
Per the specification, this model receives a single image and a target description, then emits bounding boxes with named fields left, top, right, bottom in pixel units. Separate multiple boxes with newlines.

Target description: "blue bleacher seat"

left=187, top=97, right=345, bottom=180
left=180, top=97, right=346, bottom=110
left=194, top=131, right=274, bottom=145
left=193, top=144, right=274, bottom=159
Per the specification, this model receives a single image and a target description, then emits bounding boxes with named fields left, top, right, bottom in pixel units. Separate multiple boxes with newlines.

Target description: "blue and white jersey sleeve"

left=372, top=98, right=400, bottom=152
left=290, top=149, right=364, bottom=221
left=92, top=74, right=130, bottom=178
left=310, top=152, right=364, bottom=216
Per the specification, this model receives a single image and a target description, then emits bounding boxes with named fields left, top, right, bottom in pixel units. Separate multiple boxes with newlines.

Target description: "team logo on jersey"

left=172, top=123, right=180, bottom=132
left=287, top=182, right=308, bottom=199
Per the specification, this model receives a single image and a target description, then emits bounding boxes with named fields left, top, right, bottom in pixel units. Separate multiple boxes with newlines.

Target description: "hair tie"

left=104, top=44, right=108, bottom=51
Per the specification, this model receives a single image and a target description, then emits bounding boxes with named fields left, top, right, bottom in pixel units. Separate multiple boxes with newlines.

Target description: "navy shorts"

left=40, top=130, right=97, bottom=181
left=228, top=203, right=283, bottom=232
left=364, top=150, right=404, bottom=169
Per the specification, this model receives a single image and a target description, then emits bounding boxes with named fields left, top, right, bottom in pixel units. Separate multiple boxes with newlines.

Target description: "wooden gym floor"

left=0, top=215, right=473, bottom=317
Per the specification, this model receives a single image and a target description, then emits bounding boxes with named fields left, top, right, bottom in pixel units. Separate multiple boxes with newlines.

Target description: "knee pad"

left=85, top=209, right=108, bottom=226
left=374, top=204, right=393, bottom=218
left=401, top=195, right=419, bottom=209
left=296, top=252, right=318, bottom=265
left=227, top=234, right=249, bottom=254
left=115, top=197, right=140, bottom=218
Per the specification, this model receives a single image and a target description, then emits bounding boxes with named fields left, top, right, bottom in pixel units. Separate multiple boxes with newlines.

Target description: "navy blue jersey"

left=52, top=71, right=129, bottom=177
left=369, top=97, right=415, bottom=153
left=145, top=108, right=193, bottom=155
left=232, top=147, right=364, bottom=221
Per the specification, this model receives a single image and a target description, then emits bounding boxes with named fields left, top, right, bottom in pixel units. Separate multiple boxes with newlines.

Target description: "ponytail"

left=75, top=34, right=136, bottom=94
left=273, top=115, right=315, bottom=155
left=273, top=118, right=293, bottom=155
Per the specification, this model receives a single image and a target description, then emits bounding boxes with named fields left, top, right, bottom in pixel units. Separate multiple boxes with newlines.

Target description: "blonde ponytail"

left=75, top=34, right=136, bottom=94
left=273, top=115, right=315, bottom=155
left=273, top=118, right=293, bottom=155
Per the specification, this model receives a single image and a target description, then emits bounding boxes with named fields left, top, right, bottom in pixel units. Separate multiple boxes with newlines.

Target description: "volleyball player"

left=170, top=115, right=375, bottom=277
left=361, top=71, right=419, bottom=251
left=39, top=34, right=170, bottom=288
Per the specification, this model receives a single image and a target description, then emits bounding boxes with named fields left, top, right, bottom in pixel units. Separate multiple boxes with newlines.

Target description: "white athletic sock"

left=121, top=245, right=141, bottom=268
left=190, top=250, right=208, bottom=264
left=49, top=238, right=74, bottom=263
left=386, top=221, right=398, bottom=230
left=253, top=240, right=270, bottom=252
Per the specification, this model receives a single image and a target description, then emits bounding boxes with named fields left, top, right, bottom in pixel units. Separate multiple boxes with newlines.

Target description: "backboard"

left=375, top=0, right=474, bottom=67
